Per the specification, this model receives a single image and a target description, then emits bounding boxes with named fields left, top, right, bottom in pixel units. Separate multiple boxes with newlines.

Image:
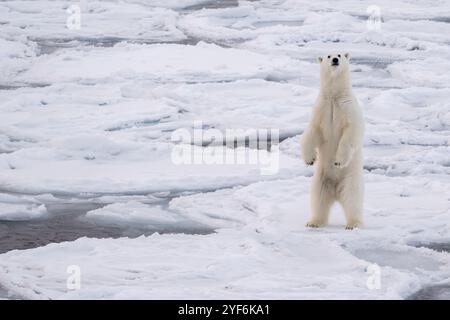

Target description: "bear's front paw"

left=334, top=155, right=350, bottom=168
left=335, top=146, right=353, bottom=168
left=302, top=152, right=316, bottom=166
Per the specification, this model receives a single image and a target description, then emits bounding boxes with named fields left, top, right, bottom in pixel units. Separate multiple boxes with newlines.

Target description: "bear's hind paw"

left=306, top=221, right=323, bottom=228
left=345, top=222, right=362, bottom=230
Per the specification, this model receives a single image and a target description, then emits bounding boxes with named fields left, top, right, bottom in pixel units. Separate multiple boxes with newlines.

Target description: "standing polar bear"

left=301, top=52, right=364, bottom=229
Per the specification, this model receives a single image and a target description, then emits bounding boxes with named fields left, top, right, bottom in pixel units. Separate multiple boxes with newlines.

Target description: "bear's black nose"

left=332, top=57, right=339, bottom=65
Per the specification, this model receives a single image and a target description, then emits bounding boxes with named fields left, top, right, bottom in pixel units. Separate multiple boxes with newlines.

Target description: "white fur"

left=301, top=52, right=365, bottom=229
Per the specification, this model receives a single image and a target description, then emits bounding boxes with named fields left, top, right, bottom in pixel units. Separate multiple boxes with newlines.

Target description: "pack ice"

left=0, top=0, right=449, bottom=299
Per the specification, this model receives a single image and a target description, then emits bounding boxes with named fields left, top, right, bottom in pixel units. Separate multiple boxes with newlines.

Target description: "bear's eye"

left=327, top=55, right=331, bottom=59
left=338, top=54, right=341, bottom=57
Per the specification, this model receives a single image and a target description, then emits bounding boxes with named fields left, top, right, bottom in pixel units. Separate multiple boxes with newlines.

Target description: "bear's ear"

left=344, top=52, right=350, bottom=59
left=318, top=57, right=323, bottom=63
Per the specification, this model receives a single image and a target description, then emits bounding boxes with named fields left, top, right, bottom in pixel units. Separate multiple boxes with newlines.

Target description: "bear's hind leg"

left=306, top=175, right=335, bottom=228
left=338, top=175, right=364, bottom=229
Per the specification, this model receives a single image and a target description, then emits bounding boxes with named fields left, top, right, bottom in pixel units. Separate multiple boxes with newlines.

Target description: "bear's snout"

left=332, top=57, right=339, bottom=66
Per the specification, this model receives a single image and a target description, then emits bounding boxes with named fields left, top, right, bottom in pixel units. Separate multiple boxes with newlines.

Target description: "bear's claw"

left=345, top=222, right=362, bottom=230
left=305, top=158, right=315, bottom=166
left=306, top=222, right=321, bottom=228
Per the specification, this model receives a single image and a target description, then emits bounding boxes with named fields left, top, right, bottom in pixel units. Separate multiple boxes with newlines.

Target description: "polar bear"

left=301, top=52, right=364, bottom=229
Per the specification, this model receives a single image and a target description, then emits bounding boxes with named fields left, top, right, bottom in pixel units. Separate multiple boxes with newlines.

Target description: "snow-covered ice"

left=85, top=201, right=179, bottom=226
left=0, top=0, right=449, bottom=299
left=0, top=203, right=47, bottom=221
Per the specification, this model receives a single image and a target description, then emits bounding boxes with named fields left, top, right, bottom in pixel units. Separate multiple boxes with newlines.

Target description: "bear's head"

left=318, top=52, right=350, bottom=78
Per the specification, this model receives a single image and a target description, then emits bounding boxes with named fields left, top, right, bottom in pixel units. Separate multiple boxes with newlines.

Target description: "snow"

left=85, top=201, right=180, bottom=226
left=0, top=193, right=48, bottom=221
left=0, top=230, right=422, bottom=299
left=388, top=58, right=450, bottom=88
left=16, top=42, right=298, bottom=84
left=0, top=203, right=47, bottom=221
left=0, top=0, right=449, bottom=299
